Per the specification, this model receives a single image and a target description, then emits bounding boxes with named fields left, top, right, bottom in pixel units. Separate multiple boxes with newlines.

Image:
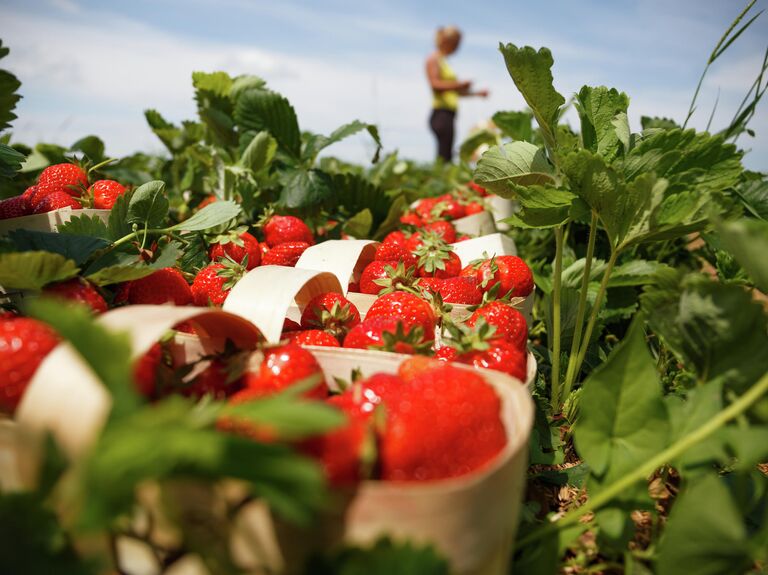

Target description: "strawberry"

left=359, top=260, right=417, bottom=295
left=399, top=212, right=423, bottom=227
left=0, top=196, right=29, bottom=220
left=467, top=301, right=528, bottom=349
left=191, top=260, right=245, bottom=306
left=261, top=241, right=309, bottom=267
left=405, top=232, right=426, bottom=253
left=365, top=291, right=437, bottom=341
left=21, top=185, right=38, bottom=205
left=288, top=330, right=340, bottom=347
left=462, top=255, right=534, bottom=298
left=458, top=338, right=528, bottom=382
left=283, top=318, right=301, bottom=332
left=43, top=278, right=108, bottom=313
left=432, top=194, right=466, bottom=220
left=119, top=268, right=193, bottom=306
left=197, top=195, right=218, bottom=210
left=413, top=235, right=462, bottom=279
left=382, top=230, right=408, bottom=247
left=343, top=316, right=429, bottom=354
left=300, top=292, right=361, bottom=341
left=414, top=197, right=439, bottom=222
left=416, top=277, right=443, bottom=297
left=183, top=358, right=245, bottom=399
left=33, top=191, right=82, bottom=214
left=468, top=181, right=488, bottom=196
left=379, top=363, right=506, bottom=481
left=89, top=180, right=126, bottom=209
left=423, top=220, right=457, bottom=243
left=434, top=345, right=458, bottom=361
left=262, top=215, right=314, bottom=247
left=208, top=230, right=261, bottom=270
left=374, top=242, right=417, bottom=268
left=439, top=276, right=483, bottom=305
left=133, top=342, right=163, bottom=397
left=397, top=355, right=443, bottom=383
left=464, top=202, right=485, bottom=215
left=0, top=316, right=59, bottom=413
left=246, top=342, right=326, bottom=400
left=35, top=163, right=88, bottom=201
left=301, top=391, right=377, bottom=485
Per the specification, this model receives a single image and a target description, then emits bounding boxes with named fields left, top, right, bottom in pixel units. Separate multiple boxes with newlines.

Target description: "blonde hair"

left=436, top=26, right=461, bottom=48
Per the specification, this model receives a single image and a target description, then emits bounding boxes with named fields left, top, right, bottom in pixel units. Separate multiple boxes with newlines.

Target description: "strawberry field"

left=1, top=3, right=768, bottom=574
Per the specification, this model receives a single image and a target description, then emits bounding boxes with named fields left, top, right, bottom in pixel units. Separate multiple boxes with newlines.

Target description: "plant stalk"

left=550, top=226, right=564, bottom=411
left=561, top=211, right=599, bottom=400
left=571, top=249, right=619, bottom=381
left=515, top=369, right=768, bottom=550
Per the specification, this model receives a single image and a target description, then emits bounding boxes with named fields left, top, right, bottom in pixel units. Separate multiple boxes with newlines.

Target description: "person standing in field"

left=426, top=26, right=489, bottom=162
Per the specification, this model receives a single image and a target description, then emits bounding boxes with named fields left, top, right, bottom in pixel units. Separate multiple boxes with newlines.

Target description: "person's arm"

left=426, top=56, right=470, bottom=92
left=461, top=88, right=490, bottom=98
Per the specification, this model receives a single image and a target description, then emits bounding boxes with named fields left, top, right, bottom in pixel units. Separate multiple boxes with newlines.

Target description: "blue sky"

left=1, top=0, right=766, bottom=171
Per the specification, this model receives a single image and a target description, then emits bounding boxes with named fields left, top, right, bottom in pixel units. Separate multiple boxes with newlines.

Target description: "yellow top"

left=432, top=57, right=459, bottom=112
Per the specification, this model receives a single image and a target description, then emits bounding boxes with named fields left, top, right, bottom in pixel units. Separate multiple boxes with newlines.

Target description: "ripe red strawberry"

left=343, top=316, right=428, bottom=354
left=397, top=355, right=443, bottom=383
left=209, top=231, right=261, bottom=270
left=263, top=215, right=314, bottom=247
left=288, top=330, right=340, bottom=347
left=283, top=318, right=301, bottom=332
left=33, top=191, right=82, bottom=214
left=0, top=316, right=59, bottom=413
left=35, top=163, right=88, bottom=202
left=414, top=197, right=439, bottom=222
left=183, top=358, right=245, bottom=399
left=245, top=343, right=327, bottom=400
left=373, top=242, right=417, bottom=268
left=467, top=301, right=528, bottom=349
left=462, top=255, right=534, bottom=298
left=416, top=277, right=443, bottom=297
left=89, top=180, right=126, bottom=209
left=261, top=241, right=309, bottom=267
left=405, top=232, right=425, bottom=253
left=434, top=345, right=458, bottom=361
left=365, top=291, right=437, bottom=341
left=439, top=276, right=483, bottom=305
left=0, top=196, right=29, bottom=220
left=359, top=260, right=417, bottom=295
left=458, top=338, right=527, bottom=382
left=468, top=181, right=488, bottom=196
left=399, top=212, right=423, bottom=227
left=197, top=195, right=218, bottom=209
left=414, top=237, right=462, bottom=279
left=191, top=260, right=244, bottom=306
left=423, top=220, right=457, bottom=243
left=433, top=194, right=466, bottom=220
left=382, top=230, right=408, bottom=247
left=21, top=185, right=38, bottom=205
left=119, top=268, right=193, bottom=306
left=464, top=202, right=485, bottom=215
left=43, top=278, right=108, bottom=313
left=379, top=363, right=506, bottom=481
left=300, top=292, right=361, bottom=341
left=133, top=342, right=163, bottom=397
left=301, top=391, right=377, bottom=485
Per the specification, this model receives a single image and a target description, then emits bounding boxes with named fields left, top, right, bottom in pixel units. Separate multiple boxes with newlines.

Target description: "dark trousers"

left=430, top=108, right=456, bottom=162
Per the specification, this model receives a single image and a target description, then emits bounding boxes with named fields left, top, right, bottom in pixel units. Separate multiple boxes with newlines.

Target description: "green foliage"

left=0, top=39, right=22, bottom=132
left=167, top=200, right=241, bottom=232
left=474, top=141, right=556, bottom=195
left=458, top=129, right=498, bottom=164
left=8, top=229, right=108, bottom=265
left=307, top=537, right=450, bottom=575
left=303, top=120, right=382, bottom=165
left=574, top=86, right=630, bottom=161
left=716, top=217, right=768, bottom=291
left=235, top=88, right=302, bottom=159
left=0, top=251, right=79, bottom=289
left=492, top=110, right=535, bottom=142
left=127, top=180, right=169, bottom=229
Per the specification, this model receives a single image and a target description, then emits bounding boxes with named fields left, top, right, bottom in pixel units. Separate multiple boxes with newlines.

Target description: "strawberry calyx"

left=376, top=322, right=432, bottom=354
left=213, top=255, right=247, bottom=290
left=413, top=231, right=454, bottom=275
left=441, top=317, right=498, bottom=355
left=306, top=300, right=358, bottom=340
left=372, top=261, right=419, bottom=295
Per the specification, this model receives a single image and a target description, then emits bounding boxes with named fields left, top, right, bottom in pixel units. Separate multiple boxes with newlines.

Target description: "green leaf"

left=27, top=298, right=139, bottom=418
left=372, top=194, right=408, bottom=240
left=657, top=474, right=753, bottom=575
left=574, top=86, right=630, bottom=161
left=716, top=218, right=768, bottom=292
left=491, top=110, right=534, bottom=142
left=279, top=168, right=333, bottom=208
left=474, top=141, right=555, bottom=195
left=144, top=109, right=185, bottom=153
left=640, top=116, right=679, bottom=130
left=8, top=229, right=109, bottom=265
left=127, top=180, right=169, bottom=229
left=70, top=135, right=105, bottom=163
left=458, top=129, right=498, bottom=164
left=0, top=141, right=25, bottom=179
left=503, top=184, right=574, bottom=229
left=107, top=187, right=134, bottom=240
left=166, top=200, right=241, bottom=232
left=733, top=178, right=768, bottom=220
left=607, top=260, right=673, bottom=287
left=342, top=208, right=373, bottom=238
left=239, top=130, right=277, bottom=172
left=0, top=251, right=79, bottom=290
left=192, top=71, right=232, bottom=96
left=574, top=317, right=669, bottom=497
left=303, top=120, right=382, bottom=165
left=79, top=396, right=327, bottom=529
left=235, top=89, right=301, bottom=159
left=0, top=40, right=22, bottom=132
left=498, top=44, right=565, bottom=150
left=85, top=242, right=181, bottom=286
left=325, top=172, right=394, bottom=233
left=220, top=391, right=345, bottom=441
left=0, top=493, right=93, bottom=575
left=57, top=214, right=110, bottom=240
left=307, top=537, right=450, bottom=575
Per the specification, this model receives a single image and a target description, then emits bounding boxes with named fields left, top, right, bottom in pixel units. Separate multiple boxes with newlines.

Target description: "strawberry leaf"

left=7, top=229, right=109, bottom=266
left=474, top=141, right=555, bottom=196
left=234, top=88, right=301, bottom=160
left=167, top=201, right=241, bottom=232
left=303, top=120, right=382, bottom=165
left=127, top=180, right=169, bottom=229
left=239, top=130, right=277, bottom=173
left=57, top=214, right=110, bottom=240
left=0, top=251, right=79, bottom=290
left=574, top=86, right=631, bottom=162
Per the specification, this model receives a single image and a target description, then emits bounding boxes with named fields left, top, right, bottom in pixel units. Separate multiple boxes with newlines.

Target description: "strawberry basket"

left=0, top=207, right=111, bottom=235
left=6, top=305, right=534, bottom=575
